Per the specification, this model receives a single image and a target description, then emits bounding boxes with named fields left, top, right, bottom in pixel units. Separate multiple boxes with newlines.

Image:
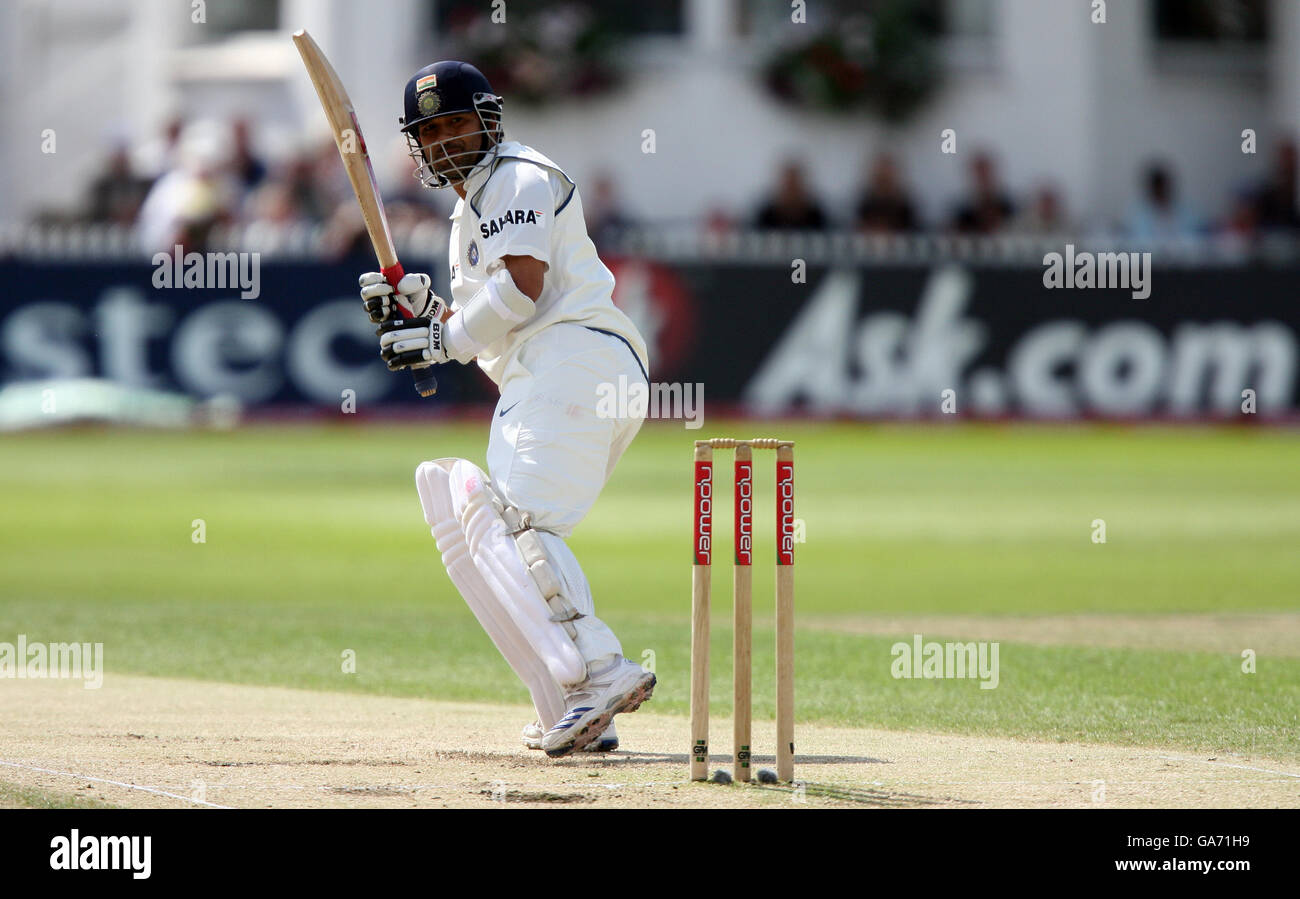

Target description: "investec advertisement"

left=0, top=256, right=1294, bottom=416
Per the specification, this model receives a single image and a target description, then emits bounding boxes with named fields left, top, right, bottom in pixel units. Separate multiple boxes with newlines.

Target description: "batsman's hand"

left=377, top=316, right=451, bottom=371
left=359, top=271, right=444, bottom=323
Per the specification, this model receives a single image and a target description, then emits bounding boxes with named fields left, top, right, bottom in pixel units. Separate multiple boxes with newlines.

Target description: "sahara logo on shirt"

left=479, top=209, right=545, bottom=238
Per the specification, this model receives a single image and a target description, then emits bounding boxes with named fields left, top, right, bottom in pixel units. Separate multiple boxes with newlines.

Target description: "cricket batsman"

left=358, top=61, right=654, bottom=757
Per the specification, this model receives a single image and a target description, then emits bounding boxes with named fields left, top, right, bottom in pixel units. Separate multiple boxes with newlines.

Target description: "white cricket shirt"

left=446, top=140, right=648, bottom=388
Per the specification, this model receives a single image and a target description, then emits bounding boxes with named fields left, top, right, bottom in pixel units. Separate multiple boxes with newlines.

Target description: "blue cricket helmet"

left=399, top=61, right=504, bottom=189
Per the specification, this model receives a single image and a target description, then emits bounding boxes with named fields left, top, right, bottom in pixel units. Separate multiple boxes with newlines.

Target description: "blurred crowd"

left=81, top=116, right=449, bottom=258
left=75, top=115, right=1300, bottom=254
left=726, top=143, right=1300, bottom=245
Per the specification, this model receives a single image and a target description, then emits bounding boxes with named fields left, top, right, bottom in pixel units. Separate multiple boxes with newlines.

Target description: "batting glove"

left=377, top=316, right=451, bottom=370
left=359, top=271, right=444, bottom=323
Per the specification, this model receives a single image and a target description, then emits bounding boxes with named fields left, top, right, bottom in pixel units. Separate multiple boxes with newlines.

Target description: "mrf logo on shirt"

left=479, top=209, right=545, bottom=238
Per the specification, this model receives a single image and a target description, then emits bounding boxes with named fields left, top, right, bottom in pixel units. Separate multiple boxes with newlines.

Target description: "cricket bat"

left=293, top=28, right=438, bottom=398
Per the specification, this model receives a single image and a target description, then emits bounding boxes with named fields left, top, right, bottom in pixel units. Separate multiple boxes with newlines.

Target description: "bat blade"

left=293, top=29, right=437, bottom=398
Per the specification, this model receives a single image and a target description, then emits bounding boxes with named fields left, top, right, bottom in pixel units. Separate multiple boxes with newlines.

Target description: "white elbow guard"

left=444, top=267, right=536, bottom=362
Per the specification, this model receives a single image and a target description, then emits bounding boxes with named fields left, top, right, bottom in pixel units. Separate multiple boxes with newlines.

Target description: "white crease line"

left=0, top=760, right=232, bottom=809
left=1157, top=755, right=1300, bottom=780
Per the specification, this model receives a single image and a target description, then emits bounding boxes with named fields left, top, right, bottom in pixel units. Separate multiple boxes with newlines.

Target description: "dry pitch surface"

left=2, top=673, right=1297, bottom=809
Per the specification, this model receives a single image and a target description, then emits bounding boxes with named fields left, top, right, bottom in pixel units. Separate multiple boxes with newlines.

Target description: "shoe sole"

left=544, top=673, right=656, bottom=758
left=523, top=738, right=619, bottom=752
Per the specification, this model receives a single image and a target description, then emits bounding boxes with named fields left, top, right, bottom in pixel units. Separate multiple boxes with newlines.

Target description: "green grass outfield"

left=1, top=420, right=1297, bottom=759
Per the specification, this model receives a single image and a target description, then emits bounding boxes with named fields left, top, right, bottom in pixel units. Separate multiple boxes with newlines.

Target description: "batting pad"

left=448, top=459, right=589, bottom=687
left=418, top=459, right=588, bottom=683
left=415, top=460, right=569, bottom=727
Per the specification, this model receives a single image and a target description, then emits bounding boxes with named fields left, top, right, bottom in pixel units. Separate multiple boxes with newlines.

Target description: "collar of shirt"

left=448, top=141, right=534, bottom=221
left=448, top=145, right=507, bottom=221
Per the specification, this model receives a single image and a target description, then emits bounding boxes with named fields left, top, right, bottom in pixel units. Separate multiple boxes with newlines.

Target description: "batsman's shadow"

left=743, top=780, right=961, bottom=807
left=552, top=753, right=971, bottom=806
left=573, top=754, right=950, bottom=807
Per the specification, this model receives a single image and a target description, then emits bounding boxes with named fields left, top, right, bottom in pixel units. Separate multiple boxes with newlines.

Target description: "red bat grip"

left=381, top=262, right=406, bottom=303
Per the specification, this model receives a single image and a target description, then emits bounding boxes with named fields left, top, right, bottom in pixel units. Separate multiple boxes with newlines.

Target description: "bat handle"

left=381, top=261, right=438, bottom=398
left=411, top=367, right=439, bottom=398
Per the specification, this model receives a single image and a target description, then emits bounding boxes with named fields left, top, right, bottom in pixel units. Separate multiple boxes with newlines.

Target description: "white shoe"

left=541, top=658, right=655, bottom=758
left=522, top=719, right=619, bottom=752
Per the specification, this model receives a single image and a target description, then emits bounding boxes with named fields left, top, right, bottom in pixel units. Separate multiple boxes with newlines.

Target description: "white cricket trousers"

left=486, top=322, right=648, bottom=668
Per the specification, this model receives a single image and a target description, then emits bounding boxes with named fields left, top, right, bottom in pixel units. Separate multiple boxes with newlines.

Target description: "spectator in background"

left=1013, top=184, right=1073, bottom=235
left=951, top=151, right=1015, bottom=234
left=1125, top=162, right=1200, bottom=240
left=86, top=144, right=153, bottom=225
left=135, top=119, right=237, bottom=253
left=243, top=179, right=316, bottom=254
left=584, top=173, right=633, bottom=249
left=285, top=147, right=337, bottom=224
left=755, top=160, right=827, bottom=230
left=1255, top=138, right=1300, bottom=232
left=133, top=115, right=184, bottom=182
left=853, top=152, right=918, bottom=234
left=230, top=118, right=268, bottom=194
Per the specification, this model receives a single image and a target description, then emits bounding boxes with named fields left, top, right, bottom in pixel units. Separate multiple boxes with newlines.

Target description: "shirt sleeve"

left=474, top=160, right=555, bottom=268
